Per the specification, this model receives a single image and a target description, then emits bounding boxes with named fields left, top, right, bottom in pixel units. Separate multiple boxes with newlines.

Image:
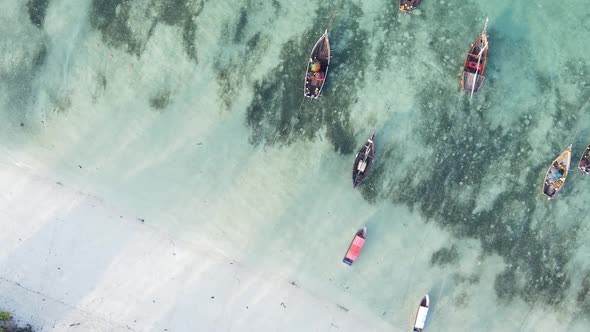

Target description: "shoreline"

left=0, top=159, right=392, bottom=331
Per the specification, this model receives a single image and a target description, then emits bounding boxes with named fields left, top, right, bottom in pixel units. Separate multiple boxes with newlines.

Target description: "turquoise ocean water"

left=1, top=0, right=590, bottom=330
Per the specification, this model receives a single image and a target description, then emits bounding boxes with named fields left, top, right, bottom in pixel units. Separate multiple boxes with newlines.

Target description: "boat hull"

left=578, top=144, right=590, bottom=174
left=399, top=0, right=421, bottom=12
left=412, top=294, right=429, bottom=332
left=304, top=30, right=330, bottom=99
left=352, top=133, right=375, bottom=187
left=542, top=145, right=572, bottom=199
left=461, top=22, right=488, bottom=93
left=343, top=227, right=366, bottom=266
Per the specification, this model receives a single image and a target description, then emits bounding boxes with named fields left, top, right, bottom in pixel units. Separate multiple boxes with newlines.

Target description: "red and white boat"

left=342, top=227, right=366, bottom=266
left=412, top=294, right=429, bottom=332
left=461, top=18, right=489, bottom=97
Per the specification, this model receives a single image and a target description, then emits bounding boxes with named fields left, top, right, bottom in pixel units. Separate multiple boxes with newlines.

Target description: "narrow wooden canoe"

left=352, top=132, right=375, bottom=188
left=412, top=294, right=430, bottom=332
left=343, top=227, right=366, bottom=266
left=578, top=144, right=590, bottom=174
left=461, top=18, right=489, bottom=96
left=304, top=30, right=330, bottom=99
left=399, top=0, right=421, bottom=12
left=542, top=145, right=572, bottom=199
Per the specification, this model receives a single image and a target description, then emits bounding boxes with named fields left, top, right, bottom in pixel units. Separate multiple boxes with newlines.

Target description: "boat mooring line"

left=433, top=274, right=447, bottom=315
left=296, top=97, right=306, bottom=114
left=400, top=224, right=432, bottom=308
left=569, top=98, right=589, bottom=146
left=518, top=298, right=538, bottom=330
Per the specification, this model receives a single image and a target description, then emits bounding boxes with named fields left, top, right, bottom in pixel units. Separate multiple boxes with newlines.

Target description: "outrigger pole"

left=470, top=17, right=489, bottom=99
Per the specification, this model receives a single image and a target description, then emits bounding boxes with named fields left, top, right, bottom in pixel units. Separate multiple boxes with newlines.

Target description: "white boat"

left=412, top=294, right=429, bottom=332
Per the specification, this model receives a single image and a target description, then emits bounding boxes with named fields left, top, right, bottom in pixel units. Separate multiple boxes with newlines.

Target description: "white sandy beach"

left=0, top=157, right=394, bottom=332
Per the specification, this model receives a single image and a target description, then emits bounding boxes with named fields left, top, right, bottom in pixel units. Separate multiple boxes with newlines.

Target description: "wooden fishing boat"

left=352, top=132, right=375, bottom=187
left=399, top=0, right=421, bottom=12
left=304, top=30, right=330, bottom=99
left=578, top=144, right=590, bottom=174
left=542, top=145, right=572, bottom=199
left=412, top=294, right=430, bottom=332
left=343, top=227, right=366, bottom=266
left=461, top=18, right=489, bottom=97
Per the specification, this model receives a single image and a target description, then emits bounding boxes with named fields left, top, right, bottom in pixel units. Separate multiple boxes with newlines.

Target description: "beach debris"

left=0, top=311, right=11, bottom=320
left=69, top=322, right=81, bottom=327
left=211, top=296, right=215, bottom=299
left=138, top=218, right=145, bottom=223
left=20, top=122, right=24, bottom=127
left=78, top=165, right=83, bottom=169
left=280, top=302, right=286, bottom=308
left=56, top=181, right=63, bottom=186
left=291, top=281, right=297, bottom=287
left=337, top=304, right=349, bottom=312
left=0, top=311, right=34, bottom=332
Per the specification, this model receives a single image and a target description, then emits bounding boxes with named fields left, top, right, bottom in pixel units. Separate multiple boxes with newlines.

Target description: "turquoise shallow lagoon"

left=1, top=0, right=590, bottom=331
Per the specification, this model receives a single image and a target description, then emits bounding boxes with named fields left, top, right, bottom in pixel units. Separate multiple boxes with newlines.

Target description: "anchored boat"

left=304, top=30, right=330, bottom=99
left=343, top=227, right=366, bottom=266
left=578, top=144, right=590, bottom=174
left=412, top=294, right=430, bottom=332
left=352, top=132, right=375, bottom=187
left=399, top=0, right=421, bottom=12
left=542, top=145, right=572, bottom=199
left=461, top=18, right=489, bottom=97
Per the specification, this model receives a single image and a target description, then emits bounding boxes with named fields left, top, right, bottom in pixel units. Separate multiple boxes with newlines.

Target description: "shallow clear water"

left=1, top=0, right=590, bottom=330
